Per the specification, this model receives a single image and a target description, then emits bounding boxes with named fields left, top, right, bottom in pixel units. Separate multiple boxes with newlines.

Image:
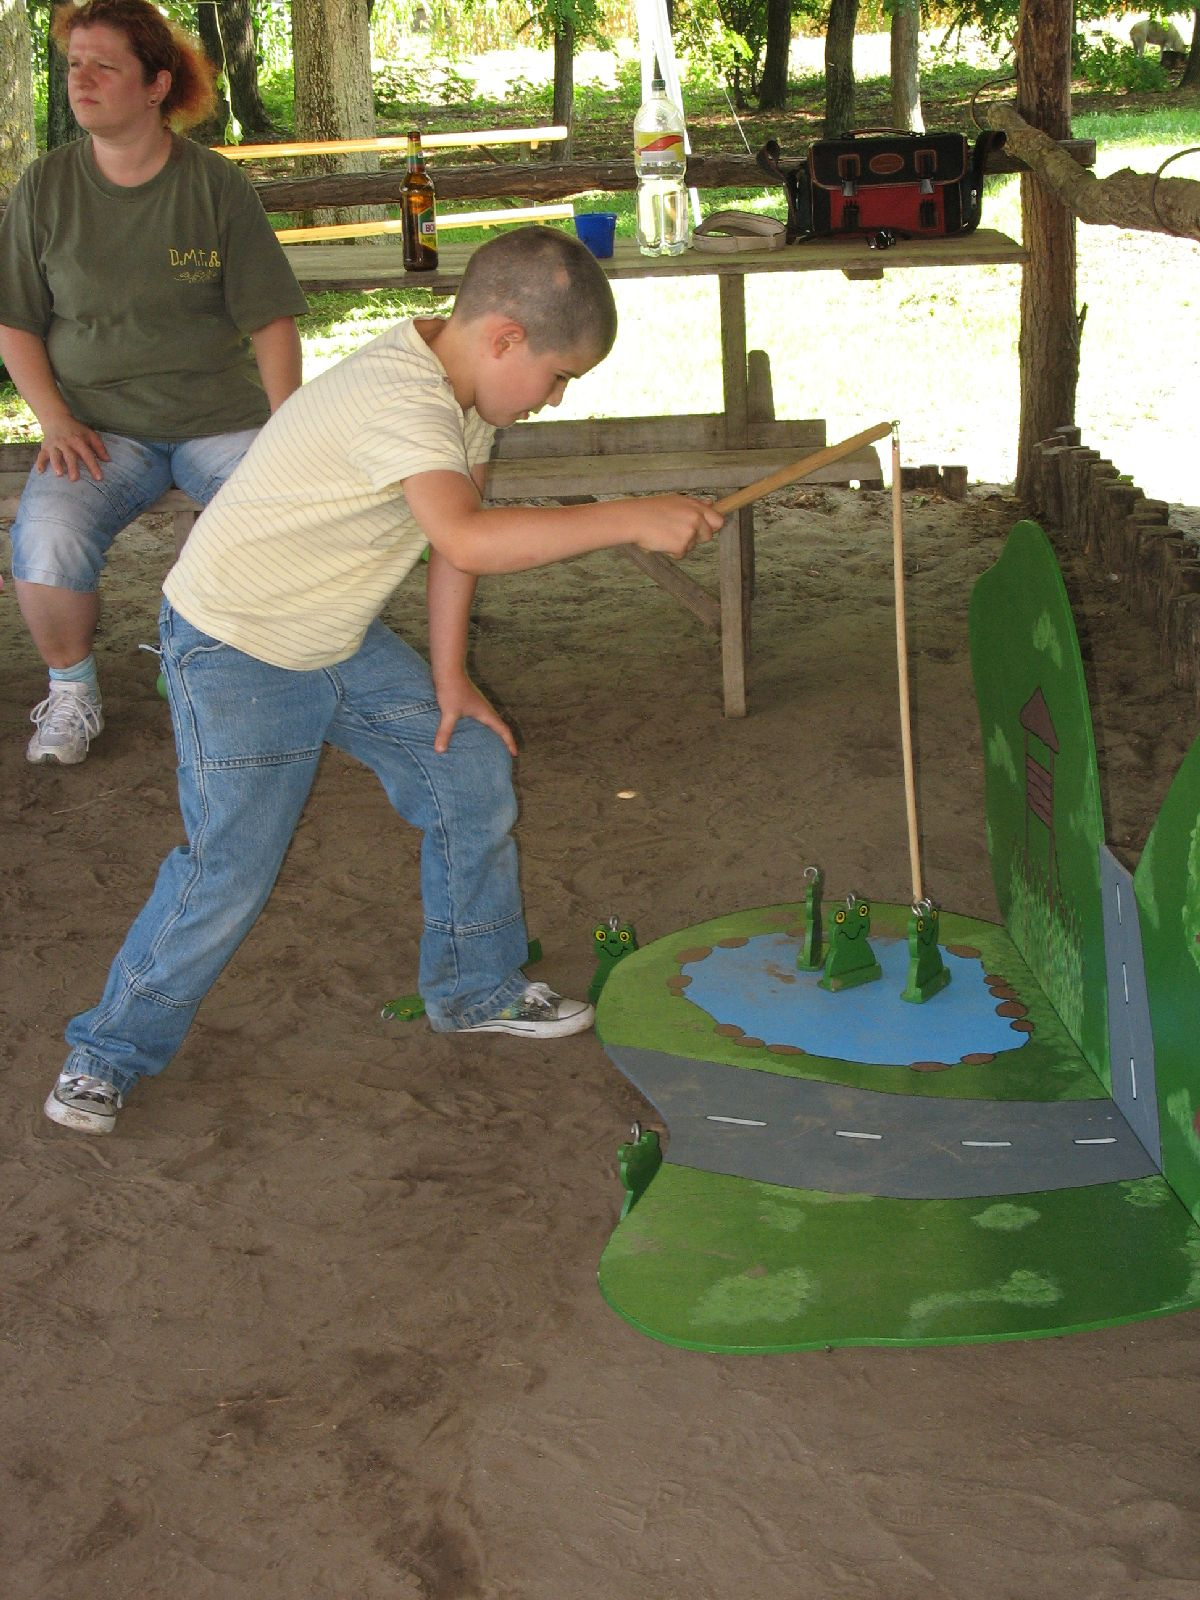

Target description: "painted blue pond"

left=681, top=933, right=1029, bottom=1066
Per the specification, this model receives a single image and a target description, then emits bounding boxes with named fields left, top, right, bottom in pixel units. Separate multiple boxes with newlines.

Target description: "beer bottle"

left=401, top=130, right=438, bottom=272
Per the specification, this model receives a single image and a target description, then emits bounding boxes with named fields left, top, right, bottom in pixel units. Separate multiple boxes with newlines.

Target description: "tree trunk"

left=221, top=0, right=276, bottom=137
left=1014, top=0, right=1077, bottom=502
left=46, top=3, right=81, bottom=150
left=552, top=23, right=574, bottom=161
left=890, top=0, right=923, bottom=133
left=758, top=0, right=793, bottom=113
left=1181, top=9, right=1200, bottom=90
left=825, top=0, right=858, bottom=138
left=192, top=2, right=232, bottom=144
left=1, top=0, right=37, bottom=195
left=291, top=0, right=383, bottom=228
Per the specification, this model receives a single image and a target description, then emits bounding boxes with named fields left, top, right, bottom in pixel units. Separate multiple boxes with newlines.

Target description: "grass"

left=7, top=34, right=1200, bottom=504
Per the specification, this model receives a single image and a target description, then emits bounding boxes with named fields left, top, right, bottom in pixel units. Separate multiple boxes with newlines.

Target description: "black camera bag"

left=756, top=129, right=1005, bottom=244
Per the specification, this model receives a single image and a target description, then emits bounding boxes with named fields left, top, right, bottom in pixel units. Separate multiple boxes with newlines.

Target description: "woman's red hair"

left=52, top=1, right=217, bottom=131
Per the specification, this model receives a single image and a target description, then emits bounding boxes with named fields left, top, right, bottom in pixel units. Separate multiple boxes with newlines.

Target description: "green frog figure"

left=589, top=917, right=638, bottom=1006
left=819, top=894, right=882, bottom=992
left=901, top=898, right=951, bottom=1003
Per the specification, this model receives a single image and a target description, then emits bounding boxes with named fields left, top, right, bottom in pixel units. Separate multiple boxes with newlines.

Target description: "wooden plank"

left=276, top=204, right=573, bottom=244
left=719, top=275, right=748, bottom=446
left=493, top=416, right=825, bottom=460
left=218, top=127, right=569, bottom=162
left=620, top=547, right=722, bottom=631
left=282, top=229, right=1027, bottom=294
left=484, top=447, right=883, bottom=500
left=719, top=517, right=749, bottom=716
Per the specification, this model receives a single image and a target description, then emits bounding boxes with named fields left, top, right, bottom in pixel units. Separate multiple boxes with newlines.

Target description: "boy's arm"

left=426, top=543, right=517, bottom=756
left=402, top=467, right=722, bottom=577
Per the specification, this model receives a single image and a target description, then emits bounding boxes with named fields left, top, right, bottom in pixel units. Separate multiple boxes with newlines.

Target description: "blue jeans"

left=9, top=430, right=260, bottom=590
left=63, top=605, right=531, bottom=1094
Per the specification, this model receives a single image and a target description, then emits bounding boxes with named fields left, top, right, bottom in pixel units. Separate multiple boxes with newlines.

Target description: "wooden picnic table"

left=282, top=229, right=1027, bottom=715
left=283, top=230, right=1026, bottom=445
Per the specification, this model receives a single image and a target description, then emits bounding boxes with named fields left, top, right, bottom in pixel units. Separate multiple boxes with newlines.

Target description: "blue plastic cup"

left=574, top=211, right=617, bottom=259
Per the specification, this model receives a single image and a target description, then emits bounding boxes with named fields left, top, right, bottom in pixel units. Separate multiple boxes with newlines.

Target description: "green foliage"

left=674, top=0, right=825, bottom=104
left=1074, top=36, right=1172, bottom=95
left=373, top=57, right=483, bottom=117
left=943, top=0, right=1136, bottom=53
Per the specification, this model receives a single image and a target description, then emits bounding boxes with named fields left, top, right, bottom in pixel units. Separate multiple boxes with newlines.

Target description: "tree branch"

left=984, top=100, right=1200, bottom=241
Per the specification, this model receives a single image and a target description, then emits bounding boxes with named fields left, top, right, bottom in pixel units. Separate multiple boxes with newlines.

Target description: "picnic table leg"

left=173, top=506, right=199, bottom=558
left=719, top=521, right=749, bottom=717
left=718, top=275, right=752, bottom=716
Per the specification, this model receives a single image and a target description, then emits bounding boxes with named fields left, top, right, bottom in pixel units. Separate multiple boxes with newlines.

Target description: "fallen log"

left=251, top=140, right=1097, bottom=213
left=983, top=100, right=1200, bottom=240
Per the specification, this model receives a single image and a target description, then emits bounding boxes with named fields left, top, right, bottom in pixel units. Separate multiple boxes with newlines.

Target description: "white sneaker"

left=456, top=981, right=594, bottom=1039
left=44, top=1072, right=123, bottom=1134
left=26, top=681, right=104, bottom=765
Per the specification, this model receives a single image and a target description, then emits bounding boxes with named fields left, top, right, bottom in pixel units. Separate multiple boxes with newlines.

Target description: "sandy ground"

left=3, top=482, right=1200, bottom=1598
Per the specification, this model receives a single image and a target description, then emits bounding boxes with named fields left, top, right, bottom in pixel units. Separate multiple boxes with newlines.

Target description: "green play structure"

left=595, top=520, right=1200, bottom=1350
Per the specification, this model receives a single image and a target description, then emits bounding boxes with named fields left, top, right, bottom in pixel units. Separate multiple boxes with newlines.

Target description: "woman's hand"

left=36, top=413, right=111, bottom=482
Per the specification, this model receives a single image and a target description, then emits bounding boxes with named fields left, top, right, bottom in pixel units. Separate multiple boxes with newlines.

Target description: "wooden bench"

left=0, top=366, right=882, bottom=718
left=0, top=443, right=201, bottom=554
left=484, top=352, right=883, bottom=715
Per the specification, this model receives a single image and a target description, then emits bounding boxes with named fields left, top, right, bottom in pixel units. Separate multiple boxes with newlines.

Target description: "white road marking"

left=706, top=1115, right=767, bottom=1127
left=835, top=1130, right=883, bottom=1141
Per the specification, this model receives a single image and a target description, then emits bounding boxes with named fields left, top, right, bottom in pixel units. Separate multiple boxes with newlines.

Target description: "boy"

left=44, top=225, right=724, bottom=1134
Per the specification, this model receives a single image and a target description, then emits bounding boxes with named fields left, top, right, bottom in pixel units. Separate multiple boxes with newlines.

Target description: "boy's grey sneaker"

left=44, top=1072, right=123, bottom=1135
left=27, top=682, right=104, bottom=765
left=459, top=981, right=594, bottom=1039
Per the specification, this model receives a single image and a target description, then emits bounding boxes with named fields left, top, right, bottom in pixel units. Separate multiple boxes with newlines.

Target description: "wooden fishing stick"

left=891, top=424, right=923, bottom=904
left=713, top=421, right=894, bottom=515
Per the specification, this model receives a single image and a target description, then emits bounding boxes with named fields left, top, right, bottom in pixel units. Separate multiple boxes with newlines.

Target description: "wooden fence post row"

left=1029, top=426, right=1200, bottom=704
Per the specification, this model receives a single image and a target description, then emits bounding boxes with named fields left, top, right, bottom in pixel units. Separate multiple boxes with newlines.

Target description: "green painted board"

left=596, top=902, right=1200, bottom=1348
left=968, top=519, right=1110, bottom=1084
left=600, top=1165, right=1200, bottom=1352
left=594, top=521, right=1200, bottom=1351
left=1135, top=732, right=1200, bottom=1227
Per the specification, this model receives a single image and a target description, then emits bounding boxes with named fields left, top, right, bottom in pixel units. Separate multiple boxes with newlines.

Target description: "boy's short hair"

left=453, top=226, right=618, bottom=358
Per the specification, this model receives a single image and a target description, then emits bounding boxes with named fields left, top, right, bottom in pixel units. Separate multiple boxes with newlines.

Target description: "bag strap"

left=693, top=210, right=787, bottom=253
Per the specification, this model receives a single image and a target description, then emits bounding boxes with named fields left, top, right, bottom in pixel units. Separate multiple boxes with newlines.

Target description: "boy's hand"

left=433, top=674, right=518, bottom=757
left=630, top=495, right=724, bottom=559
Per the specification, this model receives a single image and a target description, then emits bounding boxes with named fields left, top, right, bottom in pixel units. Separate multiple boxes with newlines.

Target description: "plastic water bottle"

left=634, top=67, right=691, bottom=257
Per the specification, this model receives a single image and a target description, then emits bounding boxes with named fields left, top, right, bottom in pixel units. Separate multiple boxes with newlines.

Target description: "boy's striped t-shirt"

left=164, top=318, right=495, bottom=670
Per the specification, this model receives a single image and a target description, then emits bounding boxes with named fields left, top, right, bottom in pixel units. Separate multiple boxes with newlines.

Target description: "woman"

left=0, top=0, right=307, bottom=766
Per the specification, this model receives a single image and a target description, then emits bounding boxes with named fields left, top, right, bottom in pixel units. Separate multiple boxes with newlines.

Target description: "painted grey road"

left=605, top=1045, right=1158, bottom=1199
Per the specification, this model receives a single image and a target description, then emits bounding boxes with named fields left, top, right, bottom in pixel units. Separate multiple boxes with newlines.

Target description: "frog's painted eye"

left=915, top=916, right=926, bottom=934
left=835, top=909, right=847, bottom=925
left=594, top=927, right=607, bottom=942
left=619, top=930, right=631, bottom=944
left=858, top=903, right=869, bottom=918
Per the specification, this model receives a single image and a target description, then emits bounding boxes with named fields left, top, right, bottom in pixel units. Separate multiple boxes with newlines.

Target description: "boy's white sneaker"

left=27, top=682, right=104, bottom=765
left=457, top=981, right=594, bottom=1038
left=44, top=1072, right=123, bottom=1134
